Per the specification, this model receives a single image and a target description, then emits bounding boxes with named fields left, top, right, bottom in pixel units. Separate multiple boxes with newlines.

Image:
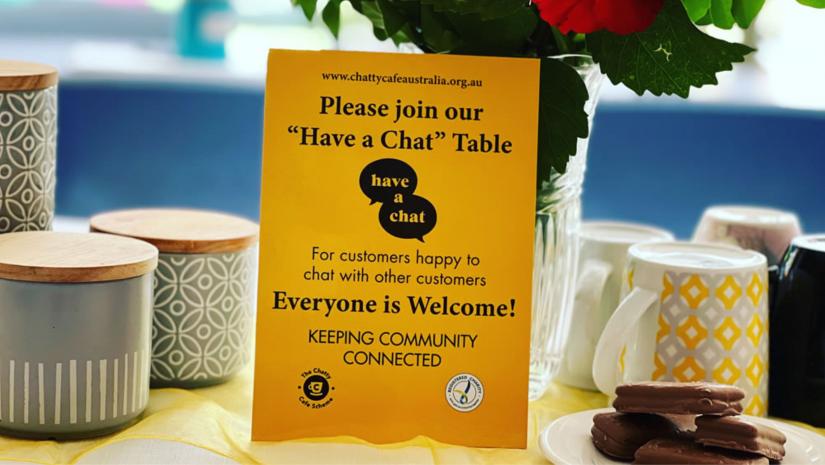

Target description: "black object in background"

left=769, top=235, right=825, bottom=426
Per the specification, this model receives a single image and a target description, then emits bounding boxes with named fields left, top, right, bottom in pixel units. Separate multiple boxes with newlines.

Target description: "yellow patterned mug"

left=592, top=242, right=769, bottom=415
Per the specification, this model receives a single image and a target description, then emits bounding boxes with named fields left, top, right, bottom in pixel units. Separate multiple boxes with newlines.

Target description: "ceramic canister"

left=0, top=61, right=58, bottom=233
left=90, top=209, right=258, bottom=388
left=0, top=232, right=158, bottom=439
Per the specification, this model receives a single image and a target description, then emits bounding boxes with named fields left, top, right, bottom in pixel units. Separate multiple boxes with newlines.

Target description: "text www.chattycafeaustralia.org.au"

left=321, top=71, right=482, bottom=90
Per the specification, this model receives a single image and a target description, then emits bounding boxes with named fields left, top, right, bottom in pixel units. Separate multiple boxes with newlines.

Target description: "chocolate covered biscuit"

left=695, top=415, right=787, bottom=461
left=634, top=438, right=770, bottom=465
left=591, top=412, right=679, bottom=461
left=614, top=382, right=745, bottom=416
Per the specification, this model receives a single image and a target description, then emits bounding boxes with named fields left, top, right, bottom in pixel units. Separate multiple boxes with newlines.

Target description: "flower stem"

left=550, top=26, right=570, bottom=54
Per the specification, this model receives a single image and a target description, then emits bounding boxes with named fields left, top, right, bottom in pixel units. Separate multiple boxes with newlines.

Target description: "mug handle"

left=575, top=260, right=613, bottom=324
left=592, top=286, right=659, bottom=395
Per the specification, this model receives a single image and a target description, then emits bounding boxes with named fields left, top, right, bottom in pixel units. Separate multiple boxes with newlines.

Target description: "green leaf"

left=349, top=0, right=420, bottom=46
left=695, top=9, right=714, bottom=24
left=710, top=0, right=736, bottom=28
left=732, top=0, right=766, bottom=27
left=588, top=0, right=754, bottom=98
left=322, top=0, right=343, bottom=37
left=681, top=0, right=711, bottom=21
left=536, top=58, right=590, bottom=184
left=445, top=7, right=538, bottom=56
left=292, top=0, right=318, bottom=20
left=420, top=5, right=461, bottom=51
left=345, top=0, right=543, bottom=55
left=377, top=0, right=407, bottom=36
left=351, top=0, right=388, bottom=31
left=798, top=0, right=825, bottom=7
left=682, top=0, right=766, bottom=27
left=398, top=0, right=527, bottom=20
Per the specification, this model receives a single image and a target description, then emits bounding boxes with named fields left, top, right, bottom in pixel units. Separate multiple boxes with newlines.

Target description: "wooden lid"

left=90, top=209, right=259, bottom=254
left=0, top=60, right=59, bottom=91
left=0, top=232, right=158, bottom=283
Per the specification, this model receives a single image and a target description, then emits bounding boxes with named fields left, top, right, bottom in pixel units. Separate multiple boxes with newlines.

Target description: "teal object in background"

left=177, top=0, right=232, bottom=59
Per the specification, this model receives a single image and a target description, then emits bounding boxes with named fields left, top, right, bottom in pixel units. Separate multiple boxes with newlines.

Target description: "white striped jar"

left=0, top=232, right=157, bottom=439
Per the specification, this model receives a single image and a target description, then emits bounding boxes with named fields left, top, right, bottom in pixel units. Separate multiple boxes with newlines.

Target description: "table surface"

left=1, top=363, right=821, bottom=465
left=0, top=218, right=820, bottom=464
left=0, top=364, right=612, bottom=465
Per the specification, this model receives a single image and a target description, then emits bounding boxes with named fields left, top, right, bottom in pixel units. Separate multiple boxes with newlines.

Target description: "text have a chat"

left=292, top=126, right=512, bottom=154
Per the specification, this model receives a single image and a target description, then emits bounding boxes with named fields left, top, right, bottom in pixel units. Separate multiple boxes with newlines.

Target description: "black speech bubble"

left=359, top=158, right=418, bottom=205
left=378, top=195, right=437, bottom=242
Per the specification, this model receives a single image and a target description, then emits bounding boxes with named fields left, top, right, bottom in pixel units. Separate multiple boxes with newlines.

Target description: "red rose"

left=534, top=0, right=664, bottom=35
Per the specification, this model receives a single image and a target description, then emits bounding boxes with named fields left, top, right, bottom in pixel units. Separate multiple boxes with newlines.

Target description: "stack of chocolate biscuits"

left=591, top=382, right=787, bottom=464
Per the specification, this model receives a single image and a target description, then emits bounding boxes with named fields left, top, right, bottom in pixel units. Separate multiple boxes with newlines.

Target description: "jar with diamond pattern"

left=0, top=60, right=58, bottom=234
left=90, top=209, right=258, bottom=388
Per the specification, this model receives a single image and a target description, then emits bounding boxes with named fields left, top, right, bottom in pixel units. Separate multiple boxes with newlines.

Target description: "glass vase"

left=530, top=55, right=604, bottom=400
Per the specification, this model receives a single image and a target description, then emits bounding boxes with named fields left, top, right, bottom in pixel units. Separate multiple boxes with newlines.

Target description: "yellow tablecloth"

left=0, top=367, right=821, bottom=464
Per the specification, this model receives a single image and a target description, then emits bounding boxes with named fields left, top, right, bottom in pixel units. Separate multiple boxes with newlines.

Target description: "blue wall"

left=57, top=82, right=264, bottom=220
left=584, top=103, right=825, bottom=237
left=56, top=83, right=825, bottom=237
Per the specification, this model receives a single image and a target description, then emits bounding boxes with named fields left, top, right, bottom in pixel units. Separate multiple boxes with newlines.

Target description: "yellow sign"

left=252, top=49, right=539, bottom=449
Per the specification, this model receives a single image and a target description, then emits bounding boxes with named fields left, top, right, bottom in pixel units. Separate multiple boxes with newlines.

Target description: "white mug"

left=593, top=242, right=770, bottom=416
left=693, top=205, right=802, bottom=266
left=557, top=222, right=673, bottom=390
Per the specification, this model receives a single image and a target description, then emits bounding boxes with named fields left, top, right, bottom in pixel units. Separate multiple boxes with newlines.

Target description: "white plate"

left=539, top=408, right=825, bottom=465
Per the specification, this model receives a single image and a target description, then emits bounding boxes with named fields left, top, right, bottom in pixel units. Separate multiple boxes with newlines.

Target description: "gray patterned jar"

left=90, top=209, right=258, bottom=388
left=0, top=232, right=158, bottom=439
left=0, top=61, right=58, bottom=233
